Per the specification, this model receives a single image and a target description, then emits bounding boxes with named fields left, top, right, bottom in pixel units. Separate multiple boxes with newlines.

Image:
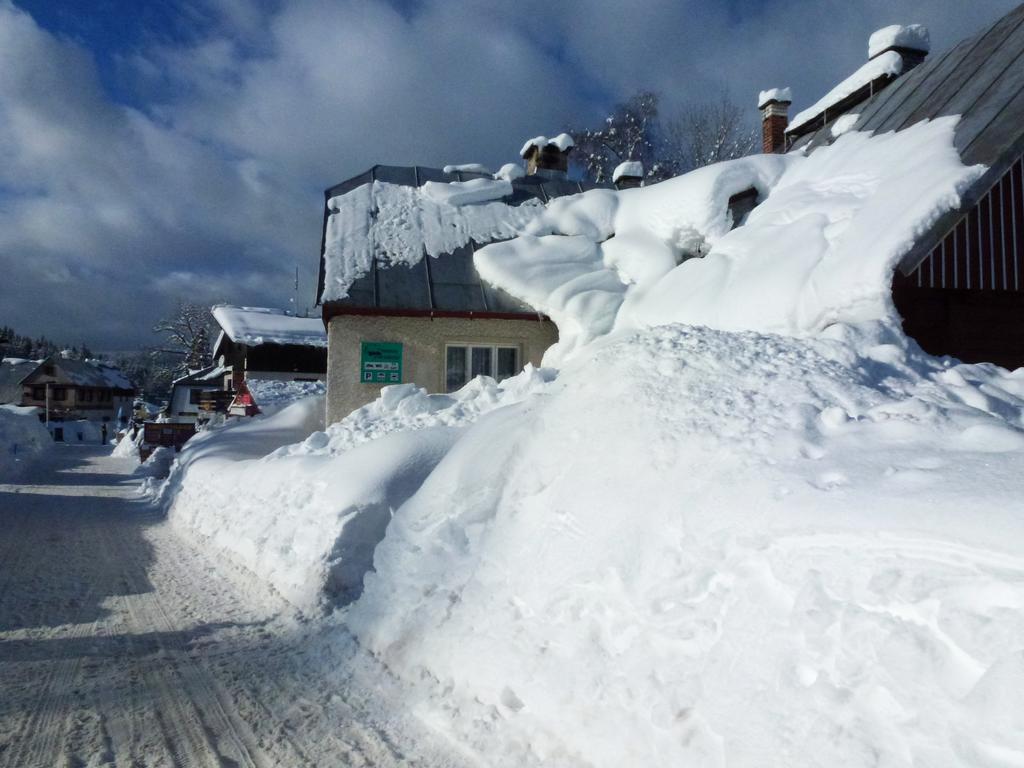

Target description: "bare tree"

left=570, top=91, right=662, bottom=183
left=571, top=91, right=758, bottom=183
left=660, top=96, right=760, bottom=177
left=152, top=301, right=213, bottom=375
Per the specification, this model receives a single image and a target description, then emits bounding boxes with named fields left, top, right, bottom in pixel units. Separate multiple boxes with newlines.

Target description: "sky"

left=0, top=0, right=1018, bottom=351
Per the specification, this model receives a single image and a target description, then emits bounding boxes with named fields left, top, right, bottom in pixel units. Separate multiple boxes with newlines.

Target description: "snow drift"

left=0, top=404, right=50, bottom=478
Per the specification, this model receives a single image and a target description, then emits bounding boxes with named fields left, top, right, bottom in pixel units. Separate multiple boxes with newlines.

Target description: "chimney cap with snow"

left=613, top=160, right=644, bottom=189
left=758, top=87, right=792, bottom=109
left=868, top=24, right=930, bottom=60
left=520, top=133, right=575, bottom=177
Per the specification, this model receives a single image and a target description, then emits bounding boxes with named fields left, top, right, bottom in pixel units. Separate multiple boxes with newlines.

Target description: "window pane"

left=471, top=347, right=493, bottom=379
left=496, top=347, right=519, bottom=381
left=446, top=346, right=467, bottom=392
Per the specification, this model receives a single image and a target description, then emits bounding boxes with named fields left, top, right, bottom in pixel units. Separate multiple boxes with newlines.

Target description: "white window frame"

left=444, top=343, right=520, bottom=392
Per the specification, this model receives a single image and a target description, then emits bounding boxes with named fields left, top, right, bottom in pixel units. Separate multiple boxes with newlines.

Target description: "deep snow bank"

left=0, top=404, right=50, bottom=478
left=164, top=371, right=555, bottom=610
left=349, top=323, right=1024, bottom=766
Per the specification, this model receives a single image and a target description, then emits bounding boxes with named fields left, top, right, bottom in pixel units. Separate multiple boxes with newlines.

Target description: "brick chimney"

left=520, top=133, right=575, bottom=178
left=758, top=88, right=792, bottom=154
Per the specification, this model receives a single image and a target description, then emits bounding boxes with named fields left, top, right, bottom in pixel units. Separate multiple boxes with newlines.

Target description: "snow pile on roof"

left=477, top=117, right=981, bottom=363
left=612, top=160, right=644, bottom=183
left=247, top=378, right=325, bottom=412
left=212, top=306, right=326, bottom=348
left=830, top=112, right=861, bottom=137
left=494, top=163, right=525, bottom=181
left=519, top=133, right=574, bottom=157
left=869, top=23, right=930, bottom=58
left=348, top=321, right=1024, bottom=766
left=321, top=181, right=544, bottom=302
left=54, top=358, right=134, bottom=390
left=757, top=87, right=792, bottom=107
left=0, top=403, right=50, bottom=477
left=788, top=51, right=903, bottom=134
left=442, top=163, right=492, bottom=175
left=421, top=177, right=513, bottom=207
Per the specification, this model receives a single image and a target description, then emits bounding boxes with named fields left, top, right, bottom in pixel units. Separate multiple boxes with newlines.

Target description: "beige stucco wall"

left=326, top=314, right=558, bottom=424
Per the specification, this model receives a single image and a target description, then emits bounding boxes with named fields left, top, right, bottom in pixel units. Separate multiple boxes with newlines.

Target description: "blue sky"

left=0, top=0, right=1018, bottom=350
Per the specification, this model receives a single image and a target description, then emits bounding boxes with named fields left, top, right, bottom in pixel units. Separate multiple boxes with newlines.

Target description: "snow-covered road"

left=0, top=446, right=467, bottom=768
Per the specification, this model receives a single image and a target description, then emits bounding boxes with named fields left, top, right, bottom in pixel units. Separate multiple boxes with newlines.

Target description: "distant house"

left=211, top=305, right=327, bottom=393
left=5, top=354, right=135, bottom=427
left=316, top=137, right=613, bottom=423
left=166, top=364, right=231, bottom=423
left=761, top=9, right=1024, bottom=368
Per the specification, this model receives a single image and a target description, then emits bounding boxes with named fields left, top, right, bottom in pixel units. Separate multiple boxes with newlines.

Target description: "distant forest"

left=0, top=325, right=94, bottom=362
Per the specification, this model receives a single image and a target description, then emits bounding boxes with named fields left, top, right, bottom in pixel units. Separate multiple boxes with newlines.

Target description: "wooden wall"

left=894, top=154, right=1024, bottom=369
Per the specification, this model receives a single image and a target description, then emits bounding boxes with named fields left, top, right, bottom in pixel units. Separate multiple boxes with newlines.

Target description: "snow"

left=0, top=404, right=50, bottom=477
left=869, top=23, right=930, bottom=59
left=519, top=133, right=574, bottom=157
left=348, top=321, right=1024, bottom=766
left=494, top=162, right=525, bottom=181
left=247, top=377, right=325, bottom=411
left=758, top=86, right=792, bottom=107
left=421, top=177, right=513, bottom=206
left=830, top=112, right=861, bottom=137
left=321, top=180, right=543, bottom=302
left=476, top=117, right=981, bottom=362
left=612, top=160, right=644, bottom=182
left=212, top=305, right=326, bottom=348
left=442, top=163, right=492, bottom=175
left=788, top=51, right=903, bottom=134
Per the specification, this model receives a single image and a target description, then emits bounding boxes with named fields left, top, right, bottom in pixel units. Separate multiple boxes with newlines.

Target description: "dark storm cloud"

left=0, top=0, right=1017, bottom=348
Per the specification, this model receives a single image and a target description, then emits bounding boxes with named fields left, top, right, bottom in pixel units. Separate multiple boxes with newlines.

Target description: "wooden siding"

left=899, top=155, right=1023, bottom=291
left=893, top=154, right=1024, bottom=368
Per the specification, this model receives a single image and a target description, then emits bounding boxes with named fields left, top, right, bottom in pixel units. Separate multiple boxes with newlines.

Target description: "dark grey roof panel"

left=482, top=283, right=536, bottom=314
left=344, top=273, right=376, bottom=307
left=372, top=165, right=417, bottom=185
left=375, top=259, right=431, bottom=310
left=539, top=179, right=585, bottom=199
left=427, top=245, right=477, bottom=285
left=432, top=283, right=486, bottom=311
left=327, top=170, right=373, bottom=199
left=963, top=86, right=1024, bottom=168
left=415, top=166, right=449, bottom=184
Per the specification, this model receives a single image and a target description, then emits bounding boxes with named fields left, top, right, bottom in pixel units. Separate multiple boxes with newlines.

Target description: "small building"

left=7, top=354, right=135, bottom=431
left=316, top=145, right=611, bottom=423
left=761, top=9, right=1024, bottom=369
left=166, top=364, right=232, bottom=423
left=211, top=305, right=327, bottom=393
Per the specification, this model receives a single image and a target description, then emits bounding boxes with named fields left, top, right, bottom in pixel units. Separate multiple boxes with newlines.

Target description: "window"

left=189, top=389, right=204, bottom=405
left=445, top=344, right=519, bottom=392
left=32, top=386, right=45, bottom=401
left=53, top=387, right=67, bottom=401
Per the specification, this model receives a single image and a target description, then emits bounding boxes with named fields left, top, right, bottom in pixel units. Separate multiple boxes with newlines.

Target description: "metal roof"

left=789, top=3, right=1024, bottom=272
left=317, top=164, right=611, bottom=312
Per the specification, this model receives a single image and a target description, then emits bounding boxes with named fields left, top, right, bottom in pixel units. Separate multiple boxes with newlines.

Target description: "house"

left=6, top=355, right=135, bottom=435
left=760, top=8, right=1024, bottom=369
left=315, top=138, right=613, bottom=423
left=211, top=305, right=327, bottom=393
left=166, top=364, right=232, bottom=423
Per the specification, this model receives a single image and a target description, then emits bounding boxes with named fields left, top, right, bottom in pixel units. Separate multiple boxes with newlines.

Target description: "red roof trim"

left=321, top=303, right=550, bottom=323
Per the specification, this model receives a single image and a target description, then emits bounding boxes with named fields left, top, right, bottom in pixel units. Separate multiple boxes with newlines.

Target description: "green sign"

left=360, top=342, right=403, bottom=384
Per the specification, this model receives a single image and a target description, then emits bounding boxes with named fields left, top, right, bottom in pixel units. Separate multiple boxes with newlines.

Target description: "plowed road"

left=0, top=446, right=464, bottom=768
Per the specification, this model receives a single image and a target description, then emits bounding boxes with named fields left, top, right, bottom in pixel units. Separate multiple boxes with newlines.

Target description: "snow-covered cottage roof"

left=172, top=364, right=227, bottom=387
left=317, top=164, right=611, bottom=309
left=787, top=3, right=1024, bottom=273
left=212, top=306, right=327, bottom=348
left=0, top=358, right=39, bottom=402
left=22, top=357, right=135, bottom=390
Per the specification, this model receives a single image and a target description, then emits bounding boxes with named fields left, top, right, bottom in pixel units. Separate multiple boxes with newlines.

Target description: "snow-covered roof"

left=612, top=161, right=644, bottom=183
left=172, top=364, right=227, bottom=387
left=757, top=87, right=792, bottom=108
left=519, top=133, right=575, bottom=158
left=318, top=164, right=611, bottom=307
left=787, top=51, right=903, bottom=135
left=494, top=163, right=525, bottom=182
left=869, top=24, right=930, bottom=58
left=213, top=306, right=327, bottom=348
left=32, top=357, right=135, bottom=390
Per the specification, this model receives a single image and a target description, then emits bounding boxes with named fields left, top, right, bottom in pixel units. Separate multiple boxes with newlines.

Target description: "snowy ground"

left=0, top=444, right=470, bottom=768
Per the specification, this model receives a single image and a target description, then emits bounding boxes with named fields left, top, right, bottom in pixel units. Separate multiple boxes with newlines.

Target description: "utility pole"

left=45, top=381, right=50, bottom=427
